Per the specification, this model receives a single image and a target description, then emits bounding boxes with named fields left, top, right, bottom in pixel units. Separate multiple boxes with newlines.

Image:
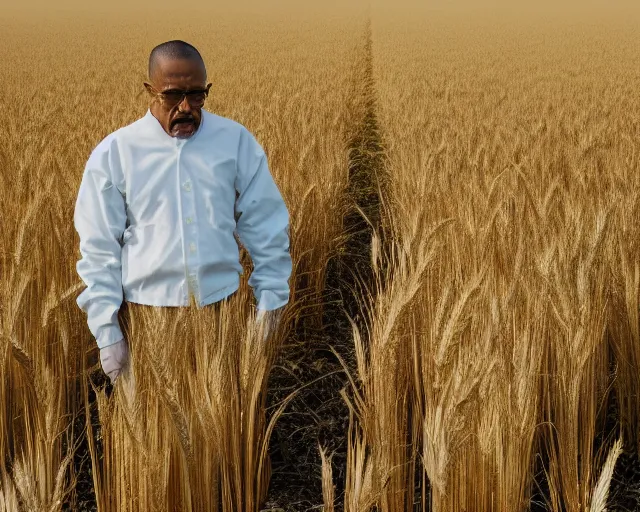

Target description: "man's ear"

left=143, top=82, right=156, bottom=97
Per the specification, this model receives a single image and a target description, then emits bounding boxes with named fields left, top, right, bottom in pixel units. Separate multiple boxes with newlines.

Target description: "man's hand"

left=255, top=290, right=285, bottom=341
left=99, top=338, right=129, bottom=384
left=255, top=307, right=284, bottom=342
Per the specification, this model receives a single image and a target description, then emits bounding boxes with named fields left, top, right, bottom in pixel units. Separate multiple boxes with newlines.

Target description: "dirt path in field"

left=264, top=14, right=390, bottom=512
left=342, top=15, right=389, bottom=288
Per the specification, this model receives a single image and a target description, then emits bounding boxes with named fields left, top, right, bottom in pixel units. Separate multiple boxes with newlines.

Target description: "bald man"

left=74, top=40, right=292, bottom=383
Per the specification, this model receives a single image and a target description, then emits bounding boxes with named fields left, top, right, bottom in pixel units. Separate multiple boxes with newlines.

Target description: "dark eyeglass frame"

left=149, top=83, right=212, bottom=108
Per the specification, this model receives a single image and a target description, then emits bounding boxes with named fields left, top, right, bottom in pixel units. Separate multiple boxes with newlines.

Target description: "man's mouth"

left=170, top=118, right=197, bottom=138
left=172, top=118, right=195, bottom=128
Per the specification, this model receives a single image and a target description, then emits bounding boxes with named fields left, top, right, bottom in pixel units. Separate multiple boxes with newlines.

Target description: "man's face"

left=144, top=57, right=210, bottom=139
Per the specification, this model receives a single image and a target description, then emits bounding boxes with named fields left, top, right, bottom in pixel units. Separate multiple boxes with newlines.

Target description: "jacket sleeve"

left=234, top=127, right=292, bottom=311
left=74, top=137, right=127, bottom=348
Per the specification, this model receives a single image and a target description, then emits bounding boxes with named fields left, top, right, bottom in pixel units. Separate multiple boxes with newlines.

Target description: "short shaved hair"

left=148, top=40, right=206, bottom=80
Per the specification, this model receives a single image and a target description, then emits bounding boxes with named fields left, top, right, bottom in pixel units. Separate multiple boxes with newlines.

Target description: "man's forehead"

left=152, top=57, right=206, bottom=85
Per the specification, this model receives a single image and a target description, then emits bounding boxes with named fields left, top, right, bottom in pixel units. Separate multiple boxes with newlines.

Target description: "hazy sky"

left=2, top=0, right=638, bottom=22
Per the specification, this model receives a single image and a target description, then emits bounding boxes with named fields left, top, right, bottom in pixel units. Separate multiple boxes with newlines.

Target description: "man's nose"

left=178, top=95, right=192, bottom=113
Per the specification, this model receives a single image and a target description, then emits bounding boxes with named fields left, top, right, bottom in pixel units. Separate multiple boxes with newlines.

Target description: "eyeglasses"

left=149, top=84, right=211, bottom=108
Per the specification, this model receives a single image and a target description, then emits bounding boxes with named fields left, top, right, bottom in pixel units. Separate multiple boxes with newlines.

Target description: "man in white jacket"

left=74, top=40, right=292, bottom=384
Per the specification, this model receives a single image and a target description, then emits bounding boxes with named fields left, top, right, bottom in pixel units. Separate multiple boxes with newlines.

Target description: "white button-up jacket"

left=74, top=109, right=292, bottom=349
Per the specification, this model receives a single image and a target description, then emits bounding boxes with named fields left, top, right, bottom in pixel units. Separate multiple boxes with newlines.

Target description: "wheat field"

left=1, top=1, right=640, bottom=511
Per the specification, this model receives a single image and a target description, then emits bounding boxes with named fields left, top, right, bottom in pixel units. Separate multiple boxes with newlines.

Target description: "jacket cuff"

left=96, top=325, right=125, bottom=349
left=257, top=289, right=288, bottom=311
